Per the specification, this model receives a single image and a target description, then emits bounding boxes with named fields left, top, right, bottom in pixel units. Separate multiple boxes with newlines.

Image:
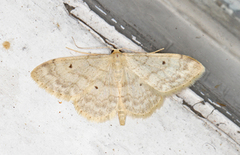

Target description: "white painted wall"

left=0, top=0, right=239, bottom=154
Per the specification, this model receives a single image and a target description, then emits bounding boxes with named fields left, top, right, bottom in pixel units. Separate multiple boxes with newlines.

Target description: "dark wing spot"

left=69, top=64, right=72, bottom=68
left=162, top=61, right=166, bottom=65
left=95, top=86, right=98, bottom=89
left=140, top=83, right=142, bottom=86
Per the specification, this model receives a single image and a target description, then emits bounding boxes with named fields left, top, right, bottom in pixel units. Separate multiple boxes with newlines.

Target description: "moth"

left=31, top=48, right=205, bottom=125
